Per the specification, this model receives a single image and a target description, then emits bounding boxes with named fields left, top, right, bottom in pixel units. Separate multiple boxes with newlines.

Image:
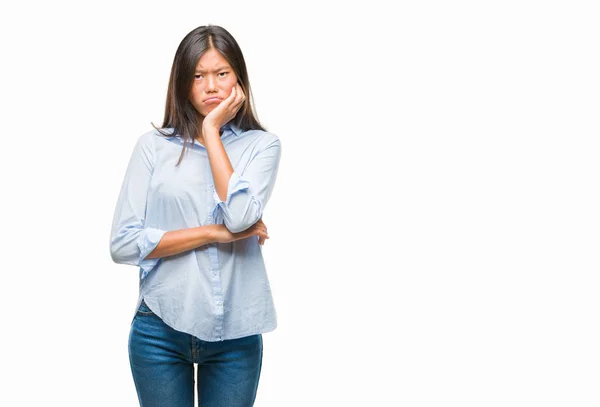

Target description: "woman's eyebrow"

left=195, top=66, right=229, bottom=73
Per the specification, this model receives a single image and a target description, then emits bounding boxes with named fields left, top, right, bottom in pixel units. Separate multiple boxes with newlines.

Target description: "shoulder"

left=134, top=128, right=167, bottom=144
left=127, top=130, right=155, bottom=152
left=135, top=128, right=177, bottom=150
left=148, top=127, right=177, bottom=141
left=243, top=129, right=281, bottom=149
left=242, top=130, right=282, bottom=164
left=129, top=128, right=174, bottom=159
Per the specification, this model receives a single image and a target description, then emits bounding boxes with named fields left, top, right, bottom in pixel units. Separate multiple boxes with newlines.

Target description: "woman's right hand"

left=211, top=218, right=270, bottom=245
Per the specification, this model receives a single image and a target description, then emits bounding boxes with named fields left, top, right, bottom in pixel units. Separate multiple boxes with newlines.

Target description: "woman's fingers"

left=230, top=84, right=245, bottom=115
left=251, top=218, right=268, bottom=245
left=255, top=219, right=267, bottom=234
left=236, top=89, right=245, bottom=113
left=260, top=234, right=269, bottom=245
left=258, top=228, right=269, bottom=245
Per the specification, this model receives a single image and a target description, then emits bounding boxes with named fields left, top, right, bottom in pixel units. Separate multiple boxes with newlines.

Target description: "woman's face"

left=189, top=48, right=239, bottom=118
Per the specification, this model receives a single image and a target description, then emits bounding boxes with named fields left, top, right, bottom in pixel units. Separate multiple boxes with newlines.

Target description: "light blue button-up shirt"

left=109, top=122, right=281, bottom=341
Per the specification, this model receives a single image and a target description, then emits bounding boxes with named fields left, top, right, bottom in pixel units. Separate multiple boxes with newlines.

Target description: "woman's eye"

left=194, top=72, right=227, bottom=79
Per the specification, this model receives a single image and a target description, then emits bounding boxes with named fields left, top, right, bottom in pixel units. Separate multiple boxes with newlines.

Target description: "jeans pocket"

left=136, top=299, right=155, bottom=316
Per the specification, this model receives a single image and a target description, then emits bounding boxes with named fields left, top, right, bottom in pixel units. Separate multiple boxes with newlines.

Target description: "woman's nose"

left=206, top=75, right=217, bottom=91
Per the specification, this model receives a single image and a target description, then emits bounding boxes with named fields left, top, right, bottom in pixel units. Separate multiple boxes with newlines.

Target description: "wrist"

left=206, top=224, right=218, bottom=244
left=202, top=121, right=219, bottom=133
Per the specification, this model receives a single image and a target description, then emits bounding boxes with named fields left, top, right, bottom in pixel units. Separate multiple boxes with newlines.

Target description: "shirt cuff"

left=137, top=227, right=167, bottom=280
left=211, top=171, right=250, bottom=222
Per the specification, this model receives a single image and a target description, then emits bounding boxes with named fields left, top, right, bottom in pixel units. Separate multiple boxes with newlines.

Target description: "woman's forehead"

left=195, top=49, right=231, bottom=72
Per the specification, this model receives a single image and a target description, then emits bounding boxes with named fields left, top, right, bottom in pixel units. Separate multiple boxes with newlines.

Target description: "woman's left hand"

left=202, top=83, right=245, bottom=133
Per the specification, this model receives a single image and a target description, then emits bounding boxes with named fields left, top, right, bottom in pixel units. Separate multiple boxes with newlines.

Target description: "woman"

left=109, top=24, right=281, bottom=407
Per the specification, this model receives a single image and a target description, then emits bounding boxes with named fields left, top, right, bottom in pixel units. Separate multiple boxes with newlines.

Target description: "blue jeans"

left=128, top=299, right=263, bottom=407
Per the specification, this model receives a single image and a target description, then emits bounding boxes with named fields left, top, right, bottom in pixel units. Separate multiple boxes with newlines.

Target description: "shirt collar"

left=166, top=121, right=243, bottom=140
left=220, top=121, right=243, bottom=137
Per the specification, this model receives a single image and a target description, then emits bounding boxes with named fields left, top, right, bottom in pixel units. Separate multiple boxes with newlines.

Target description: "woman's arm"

left=201, top=84, right=281, bottom=234
left=147, top=219, right=270, bottom=259
left=110, top=132, right=168, bottom=279
left=206, top=131, right=282, bottom=234
left=145, top=225, right=216, bottom=259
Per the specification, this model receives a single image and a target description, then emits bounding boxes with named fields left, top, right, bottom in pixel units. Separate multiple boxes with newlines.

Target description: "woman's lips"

left=204, top=97, right=222, bottom=104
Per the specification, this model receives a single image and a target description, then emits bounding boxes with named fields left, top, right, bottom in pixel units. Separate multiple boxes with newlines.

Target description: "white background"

left=1, top=1, right=599, bottom=406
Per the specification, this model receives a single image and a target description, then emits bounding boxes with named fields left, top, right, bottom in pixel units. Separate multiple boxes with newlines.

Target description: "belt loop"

left=191, top=335, right=197, bottom=363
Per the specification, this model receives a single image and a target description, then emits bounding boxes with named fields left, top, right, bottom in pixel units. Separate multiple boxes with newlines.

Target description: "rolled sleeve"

left=212, top=170, right=250, bottom=209
left=211, top=171, right=251, bottom=229
left=211, top=138, right=281, bottom=233
left=137, top=227, right=168, bottom=279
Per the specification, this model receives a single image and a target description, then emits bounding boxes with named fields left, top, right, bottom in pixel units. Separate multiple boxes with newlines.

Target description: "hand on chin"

left=202, top=84, right=244, bottom=131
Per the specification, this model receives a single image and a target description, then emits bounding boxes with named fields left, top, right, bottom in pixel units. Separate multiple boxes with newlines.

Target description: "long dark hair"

left=151, top=25, right=266, bottom=166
